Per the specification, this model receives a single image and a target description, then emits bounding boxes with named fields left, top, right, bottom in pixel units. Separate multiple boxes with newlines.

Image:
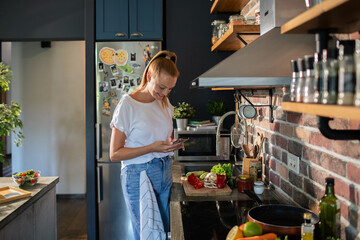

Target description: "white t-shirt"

left=110, top=94, right=174, bottom=168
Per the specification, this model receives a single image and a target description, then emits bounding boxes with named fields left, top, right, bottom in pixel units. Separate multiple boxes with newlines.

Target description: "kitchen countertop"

left=0, top=177, right=59, bottom=229
left=170, top=160, right=286, bottom=240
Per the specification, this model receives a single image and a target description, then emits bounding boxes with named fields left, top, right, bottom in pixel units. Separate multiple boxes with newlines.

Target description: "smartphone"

left=173, top=137, right=189, bottom=144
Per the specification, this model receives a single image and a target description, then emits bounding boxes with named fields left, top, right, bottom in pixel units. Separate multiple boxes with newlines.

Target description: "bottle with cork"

left=301, top=212, right=314, bottom=240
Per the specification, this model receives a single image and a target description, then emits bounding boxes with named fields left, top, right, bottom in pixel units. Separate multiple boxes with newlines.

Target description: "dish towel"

left=140, top=170, right=167, bottom=240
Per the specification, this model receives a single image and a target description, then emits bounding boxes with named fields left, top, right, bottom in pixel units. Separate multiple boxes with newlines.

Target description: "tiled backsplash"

left=242, top=88, right=360, bottom=239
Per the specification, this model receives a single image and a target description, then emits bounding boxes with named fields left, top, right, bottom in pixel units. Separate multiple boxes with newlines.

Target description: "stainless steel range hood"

left=191, top=0, right=316, bottom=89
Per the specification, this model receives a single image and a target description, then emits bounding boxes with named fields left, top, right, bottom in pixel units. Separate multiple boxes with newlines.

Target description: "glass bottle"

left=301, top=212, right=314, bottom=240
left=296, top=58, right=306, bottom=102
left=290, top=59, right=299, bottom=102
left=313, top=52, right=323, bottom=103
left=322, top=48, right=339, bottom=104
left=319, top=177, right=340, bottom=240
left=338, top=40, right=356, bottom=105
left=355, top=40, right=360, bottom=106
left=303, top=55, right=315, bottom=103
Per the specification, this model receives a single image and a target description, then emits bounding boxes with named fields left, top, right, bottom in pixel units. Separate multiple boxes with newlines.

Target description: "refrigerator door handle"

left=96, top=123, right=102, bottom=160
left=97, top=165, right=103, bottom=203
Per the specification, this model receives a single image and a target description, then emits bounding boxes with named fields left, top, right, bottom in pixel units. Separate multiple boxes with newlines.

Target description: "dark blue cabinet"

left=96, top=0, right=162, bottom=40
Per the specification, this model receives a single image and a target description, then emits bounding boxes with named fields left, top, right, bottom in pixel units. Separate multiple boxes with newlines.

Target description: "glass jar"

left=211, top=20, right=226, bottom=44
left=245, top=16, right=256, bottom=25
left=229, top=14, right=244, bottom=27
left=237, top=174, right=253, bottom=193
left=218, top=22, right=229, bottom=39
left=255, top=9, right=260, bottom=25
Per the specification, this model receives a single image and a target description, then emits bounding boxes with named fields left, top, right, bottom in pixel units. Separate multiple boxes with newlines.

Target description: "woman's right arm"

left=109, top=127, right=183, bottom=162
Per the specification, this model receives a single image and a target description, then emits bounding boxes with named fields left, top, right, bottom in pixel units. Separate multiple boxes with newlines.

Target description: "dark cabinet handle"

left=130, top=32, right=143, bottom=37
left=115, top=33, right=127, bottom=37
left=96, top=123, right=102, bottom=160
left=97, top=166, right=103, bottom=203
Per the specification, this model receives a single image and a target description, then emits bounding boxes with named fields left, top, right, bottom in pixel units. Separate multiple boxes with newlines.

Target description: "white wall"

left=10, top=41, right=85, bottom=194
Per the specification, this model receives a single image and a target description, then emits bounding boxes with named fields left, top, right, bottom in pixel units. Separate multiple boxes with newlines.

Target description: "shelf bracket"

left=318, top=117, right=360, bottom=140
left=236, top=33, right=258, bottom=46
left=237, top=89, right=275, bottom=123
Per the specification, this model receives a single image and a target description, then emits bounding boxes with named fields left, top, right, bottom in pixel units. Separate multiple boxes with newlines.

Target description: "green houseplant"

left=206, top=100, right=227, bottom=125
left=0, top=62, right=24, bottom=163
left=173, top=102, right=195, bottom=130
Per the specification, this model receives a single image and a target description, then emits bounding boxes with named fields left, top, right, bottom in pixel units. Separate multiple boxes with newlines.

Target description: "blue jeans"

left=121, top=156, right=173, bottom=240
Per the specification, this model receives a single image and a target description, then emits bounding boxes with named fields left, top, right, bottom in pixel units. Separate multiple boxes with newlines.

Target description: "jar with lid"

left=237, top=174, right=253, bottom=193
left=218, top=22, right=229, bottom=39
left=211, top=20, right=226, bottom=44
left=229, top=14, right=244, bottom=28
left=245, top=16, right=256, bottom=25
left=255, top=9, right=260, bottom=25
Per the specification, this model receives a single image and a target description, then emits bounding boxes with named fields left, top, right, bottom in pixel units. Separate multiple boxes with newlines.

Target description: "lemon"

left=243, top=221, right=262, bottom=237
left=226, top=225, right=243, bottom=240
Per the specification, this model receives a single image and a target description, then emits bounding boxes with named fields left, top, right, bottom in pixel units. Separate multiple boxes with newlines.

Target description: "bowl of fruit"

left=12, top=170, right=41, bottom=187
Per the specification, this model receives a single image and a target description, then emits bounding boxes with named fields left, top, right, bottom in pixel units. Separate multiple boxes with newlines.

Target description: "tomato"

left=34, top=172, right=38, bottom=177
left=21, top=173, right=26, bottom=176
left=31, top=179, right=36, bottom=184
left=18, top=179, right=23, bottom=183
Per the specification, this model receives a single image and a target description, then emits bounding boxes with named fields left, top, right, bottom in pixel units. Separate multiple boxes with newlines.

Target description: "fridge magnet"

left=110, top=91, right=117, bottom=98
left=123, top=76, right=129, bottom=84
left=117, top=82, right=122, bottom=90
left=98, top=62, right=104, bottom=72
left=123, top=85, right=130, bottom=93
left=99, top=81, right=109, bottom=92
left=103, top=71, right=109, bottom=78
left=118, top=64, right=133, bottom=74
left=131, top=63, right=141, bottom=69
left=136, top=77, right=141, bottom=85
left=114, top=49, right=128, bottom=66
left=130, top=53, right=136, bottom=61
left=110, top=64, right=119, bottom=76
left=130, top=79, right=135, bottom=87
left=109, top=78, right=117, bottom=89
left=99, top=47, right=116, bottom=65
left=102, top=96, right=111, bottom=117
left=112, top=97, right=119, bottom=106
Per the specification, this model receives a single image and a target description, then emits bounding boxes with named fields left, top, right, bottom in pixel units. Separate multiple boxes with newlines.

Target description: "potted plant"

left=206, top=100, right=227, bottom=125
left=0, top=62, right=24, bottom=164
left=173, top=102, right=195, bottom=130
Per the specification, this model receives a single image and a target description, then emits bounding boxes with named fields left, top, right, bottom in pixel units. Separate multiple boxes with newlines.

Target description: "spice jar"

left=218, top=22, right=229, bottom=39
left=237, top=174, right=253, bottom=193
left=245, top=16, right=256, bottom=25
left=211, top=20, right=226, bottom=44
left=229, top=14, right=244, bottom=27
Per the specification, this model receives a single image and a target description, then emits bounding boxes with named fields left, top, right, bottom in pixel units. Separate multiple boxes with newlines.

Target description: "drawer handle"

left=115, top=33, right=127, bottom=37
left=130, top=32, right=143, bottom=37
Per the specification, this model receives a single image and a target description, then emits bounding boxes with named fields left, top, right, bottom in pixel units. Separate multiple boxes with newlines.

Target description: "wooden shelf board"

left=281, top=102, right=360, bottom=121
left=211, top=25, right=260, bottom=52
left=281, top=0, right=360, bottom=34
left=210, top=0, right=250, bottom=14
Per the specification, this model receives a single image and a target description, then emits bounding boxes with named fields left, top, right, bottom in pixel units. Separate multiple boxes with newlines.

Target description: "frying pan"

left=244, top=190, right=319, bottom=238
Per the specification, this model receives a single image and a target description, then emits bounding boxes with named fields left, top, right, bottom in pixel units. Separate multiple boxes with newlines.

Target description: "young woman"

left=109, top=50, right=183, bottom=239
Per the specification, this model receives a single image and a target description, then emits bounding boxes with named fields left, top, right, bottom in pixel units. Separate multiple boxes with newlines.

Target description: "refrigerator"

left=95, top=41, right=162, bottom=240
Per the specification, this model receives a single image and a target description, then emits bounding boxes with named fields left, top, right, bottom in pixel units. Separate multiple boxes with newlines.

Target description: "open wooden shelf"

left=211, top=25, right=260, bottom=52
left=281, top=102, right=360, bottom=121
left=281, top=0, right=360, bottom=34
left=210, top=0, right=250, bottom=14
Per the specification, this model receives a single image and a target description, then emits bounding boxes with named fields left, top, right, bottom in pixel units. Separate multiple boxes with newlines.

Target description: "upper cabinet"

left=0, top=0, right=84, bottom=41
left=96, top=0, right=162, bottom=41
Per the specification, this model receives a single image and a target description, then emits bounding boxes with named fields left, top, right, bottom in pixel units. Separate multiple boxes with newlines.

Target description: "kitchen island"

left=170, top=161, right=286, bottom=240
left=0, top=177, right=59, bottom=239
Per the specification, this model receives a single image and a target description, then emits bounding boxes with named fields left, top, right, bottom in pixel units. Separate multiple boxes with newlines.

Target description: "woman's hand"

left=151, top=138, right=184, bottom=153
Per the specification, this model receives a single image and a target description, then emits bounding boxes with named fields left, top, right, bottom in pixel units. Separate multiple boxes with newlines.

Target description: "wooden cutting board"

left=182, top=180, right=232, bottom=196
left=0, top=186, right=31, bottom=204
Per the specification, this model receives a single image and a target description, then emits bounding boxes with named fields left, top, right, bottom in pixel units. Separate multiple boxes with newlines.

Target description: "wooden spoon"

left=242, top=144, right=251, bottom=157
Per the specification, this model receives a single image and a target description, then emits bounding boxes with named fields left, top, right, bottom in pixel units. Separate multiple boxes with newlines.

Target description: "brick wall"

left=241, top=87, right=360, bottom=239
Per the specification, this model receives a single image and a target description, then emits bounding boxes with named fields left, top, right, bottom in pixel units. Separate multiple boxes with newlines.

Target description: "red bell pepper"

left=216, top=174, right=226, bottom=188
left=188, top=173, right=204, bottom=189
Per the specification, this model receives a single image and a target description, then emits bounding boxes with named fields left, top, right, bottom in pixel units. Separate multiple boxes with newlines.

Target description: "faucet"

left=216, top=111, right=242, bottom=158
